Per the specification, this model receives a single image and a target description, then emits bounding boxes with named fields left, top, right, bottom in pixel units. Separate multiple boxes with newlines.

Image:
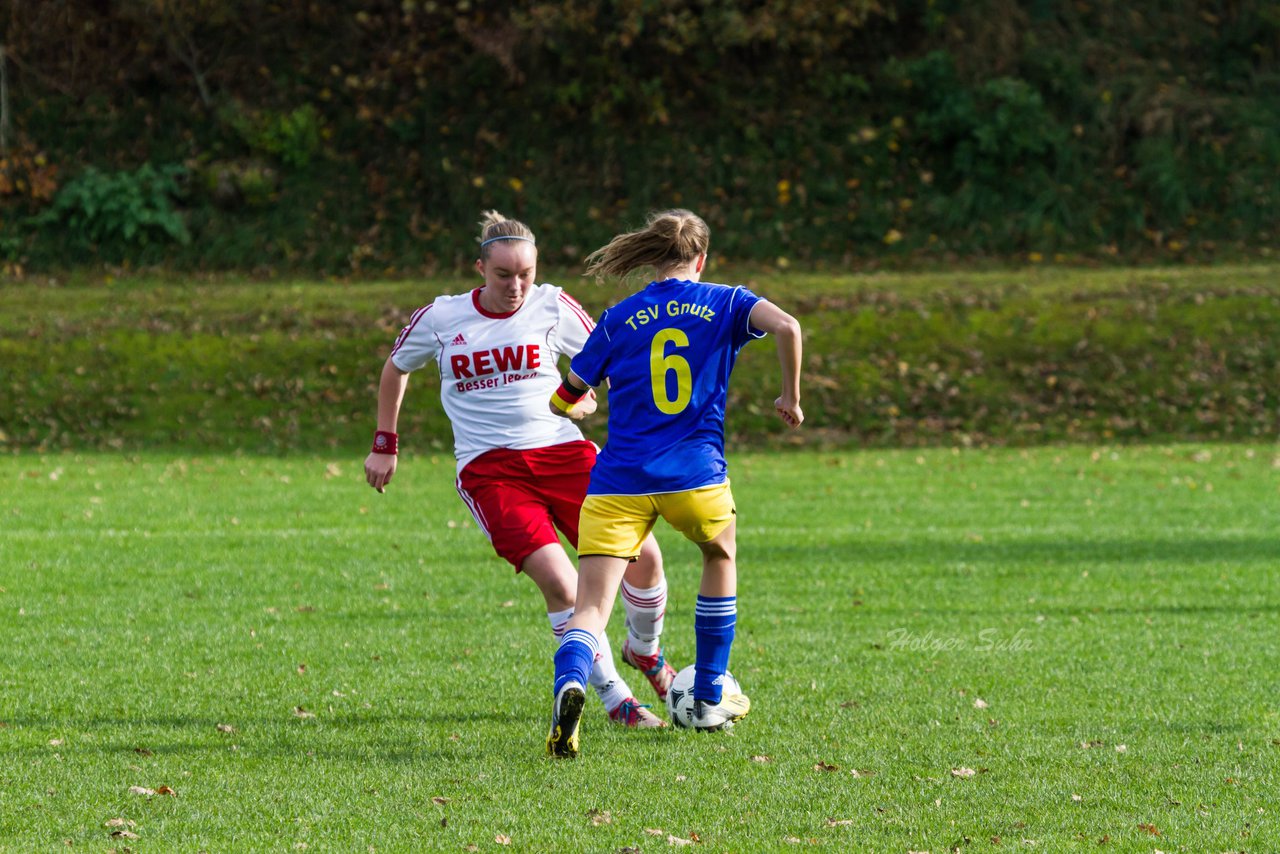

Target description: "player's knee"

left=521, top=547, right=577, bottom=607
left=626, top=536, right=665, bottom=584
left=696, top=538, right=735, bottom=562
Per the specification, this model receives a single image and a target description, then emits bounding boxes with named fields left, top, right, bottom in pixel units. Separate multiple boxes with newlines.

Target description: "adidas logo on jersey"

left=450, top=333, right=467, bottom=346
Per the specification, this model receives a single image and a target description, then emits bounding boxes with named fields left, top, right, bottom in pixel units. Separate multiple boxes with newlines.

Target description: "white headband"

left=480, top=235, right=536, bottom=248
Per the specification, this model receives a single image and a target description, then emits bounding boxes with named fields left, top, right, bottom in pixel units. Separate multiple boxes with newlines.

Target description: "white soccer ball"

left=665, top=664, right=741, bottom=728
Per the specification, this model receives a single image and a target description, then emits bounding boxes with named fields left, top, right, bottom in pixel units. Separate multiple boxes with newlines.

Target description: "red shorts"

left=455, top=440, right=596, bottom=570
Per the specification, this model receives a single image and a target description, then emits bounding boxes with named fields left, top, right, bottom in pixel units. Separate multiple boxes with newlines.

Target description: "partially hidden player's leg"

left=522, top=544, right=655, bottom=726
left=547, top=553, right=631, bottom=757
left=691, top=519, right=751, bottom=730
left=620, top=533, right=678, bottom=700
left=543, top=454, right=670, bottom=713
left=520, top=543, right=575, bottom=612
left=553, top=554, right=631, bottom=693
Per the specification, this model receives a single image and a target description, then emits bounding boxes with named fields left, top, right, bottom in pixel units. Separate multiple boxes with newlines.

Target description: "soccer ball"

left=665, top=664, right=741, bottom=728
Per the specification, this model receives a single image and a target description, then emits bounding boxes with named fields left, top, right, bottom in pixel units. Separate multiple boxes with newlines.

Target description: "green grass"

left=2, top=445, right=1277, bottom=850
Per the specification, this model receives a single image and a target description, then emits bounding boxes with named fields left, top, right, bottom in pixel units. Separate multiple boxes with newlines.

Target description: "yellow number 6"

left=650, top=328, right=692, bottom=415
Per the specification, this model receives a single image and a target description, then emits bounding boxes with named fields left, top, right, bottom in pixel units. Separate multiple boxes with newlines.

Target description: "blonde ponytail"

left=584, top=209, right=709, bottom=279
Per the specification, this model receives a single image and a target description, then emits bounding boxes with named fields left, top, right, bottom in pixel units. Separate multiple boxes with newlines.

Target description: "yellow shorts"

left=578, top=481, right=736, bottom=558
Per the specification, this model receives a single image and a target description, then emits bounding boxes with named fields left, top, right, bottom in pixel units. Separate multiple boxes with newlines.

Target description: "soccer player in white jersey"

left=363, top=211, right=676, bottom=728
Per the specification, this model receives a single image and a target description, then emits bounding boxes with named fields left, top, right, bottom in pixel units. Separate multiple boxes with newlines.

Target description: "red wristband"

left=371, top=430, right=398, bottom=455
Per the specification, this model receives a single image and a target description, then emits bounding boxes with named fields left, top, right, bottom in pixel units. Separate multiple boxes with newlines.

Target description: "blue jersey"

left=570, top=278, right=766, bottom=495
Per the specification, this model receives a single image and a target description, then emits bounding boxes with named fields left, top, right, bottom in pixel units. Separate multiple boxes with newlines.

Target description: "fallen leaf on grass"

left=292, top=706, right=315, bottom=719
left=951, top=767, right=977, bottom=778
left=1138, top=823, right=1161, bottom=836
left=1071, top=793, right=1082, bottom=802
left=49, top=739, right=64, bottom=746
left=825, top=818, right=854, bottom=827
left=110, top=830, right=140, bottom=839
left=974, top=698, right=989, bottom=709
left=104, top=819, right=135, bottom=828
left=1115, top=744, right=1127, bottom=753
left=587, top=809, right=612, bottom=826
left=431, top=796, right=450, bottom=805
left=216, top=724, right=235, bottom=733
left=850, top=769, right=875, bottom=778
left=133, top=747, right=152, bottom=756
left=813, top=761, right=840, bottom=772
left=750, top=755, right=772, bottom=763
left=644, top=828, right=665, bottom=836
left=495, top=834, right=511, bottom=845
left=1079, top=740, right=1104, bottom=749
left=666, top=835, right=694, bottom=846
left=128, top=785, right=176, bottom=797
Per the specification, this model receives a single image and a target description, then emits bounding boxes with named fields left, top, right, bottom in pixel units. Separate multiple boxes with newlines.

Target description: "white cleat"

left=689, top=693, right=751, bottom=732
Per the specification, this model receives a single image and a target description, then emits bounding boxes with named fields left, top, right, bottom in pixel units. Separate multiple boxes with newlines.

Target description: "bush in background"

left=0, top=0, right=1277, bottom=272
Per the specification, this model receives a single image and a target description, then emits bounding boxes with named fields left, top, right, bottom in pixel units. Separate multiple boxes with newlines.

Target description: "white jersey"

left=390, top=284, right=595, bottom=473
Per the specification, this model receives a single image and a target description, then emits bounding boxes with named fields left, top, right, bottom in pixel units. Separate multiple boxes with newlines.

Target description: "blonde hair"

left=583, top=209, right=710, bottom=279
left=477, top=210, right=536, bottom=259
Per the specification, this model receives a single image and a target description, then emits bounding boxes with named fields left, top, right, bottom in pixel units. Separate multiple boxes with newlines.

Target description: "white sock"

left=621, top=579, right=667, bottom=657
left=588, top=632, right=630, bottom=712
left=548, top=608, right=630, bottom=712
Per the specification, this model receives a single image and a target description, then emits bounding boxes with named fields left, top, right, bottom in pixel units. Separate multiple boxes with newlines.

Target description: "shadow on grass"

left=762, top=535, right=1280, bottom=567
left=0, top=709, right=536, bottom=761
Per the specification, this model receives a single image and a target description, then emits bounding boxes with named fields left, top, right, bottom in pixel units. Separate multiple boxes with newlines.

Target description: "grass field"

left=1, top=446, right=1278, bottom=851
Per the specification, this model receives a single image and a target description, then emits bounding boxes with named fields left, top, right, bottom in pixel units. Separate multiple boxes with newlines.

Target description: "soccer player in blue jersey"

left=544, top=209, right=804, bottom=757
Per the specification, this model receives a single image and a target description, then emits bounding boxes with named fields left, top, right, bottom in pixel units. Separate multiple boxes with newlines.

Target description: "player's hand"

left=568, top=388, right=598, bottom=420
left=774, top=396, right=804, bottom=429
left=364, top=452, right=397, bottom=493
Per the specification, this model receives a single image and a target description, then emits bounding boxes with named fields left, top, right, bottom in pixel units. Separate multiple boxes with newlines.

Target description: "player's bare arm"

left=364, top=358, right=410, bottom=492
left=548, top=371, right=597, bottom=421
left=747, top=301, right=804, bottom=429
